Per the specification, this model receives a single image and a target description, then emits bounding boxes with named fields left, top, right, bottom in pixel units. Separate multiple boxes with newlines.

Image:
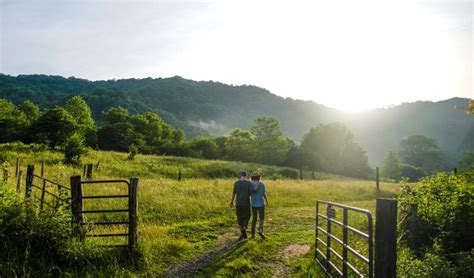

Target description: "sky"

left=1, top=0, right=472, bottom=111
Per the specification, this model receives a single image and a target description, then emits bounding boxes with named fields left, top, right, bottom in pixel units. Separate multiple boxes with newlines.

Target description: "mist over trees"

left=1, top=74, right=472, bottom=168
left=0, top=96, right=376, bottom=178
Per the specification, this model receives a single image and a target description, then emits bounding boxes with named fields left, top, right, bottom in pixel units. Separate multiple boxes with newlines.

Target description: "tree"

left=250, top=116, right=291, bottom=165
left=63, top=133, right=88, bottom=164
left=399, top=135, right=446, bottom=174
left=0, top=99, right=27, bottom=143
left=381, top=152, right=401, bottom=181
left=457, top=150, right=474, bottom=171
left=300, top=122, right=371, bottom=178
left=189, top=137, right=219, bottom=159
left=17, top=100, right=40, bottom=126
left=225, top=128, right=255, bottom=162
left=63, top=96, right=96, bottom=147
left=33, top=107, right=78, bottom=148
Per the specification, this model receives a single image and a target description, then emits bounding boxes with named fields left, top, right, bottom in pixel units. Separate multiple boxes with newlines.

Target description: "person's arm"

left=230, top=183, right=237, bottom=208
left=230, top=191, right=236, bottom=208
left=263, top=192, right=269, bottom=207
left=251, top=181, right=260, bottom=193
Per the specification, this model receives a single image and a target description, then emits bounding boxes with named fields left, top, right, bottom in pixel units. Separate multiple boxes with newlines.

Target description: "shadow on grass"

left=164, top=239, right=245, bottom=278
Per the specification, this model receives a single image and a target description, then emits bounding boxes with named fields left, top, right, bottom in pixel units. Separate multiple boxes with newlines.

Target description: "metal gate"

left=315, top=200, right=373, bottom=277
left=70, top=175, right=138, bottom=250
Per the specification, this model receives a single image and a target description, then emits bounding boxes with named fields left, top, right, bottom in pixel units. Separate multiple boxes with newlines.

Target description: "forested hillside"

left=0, top=74, right=472, bottom=166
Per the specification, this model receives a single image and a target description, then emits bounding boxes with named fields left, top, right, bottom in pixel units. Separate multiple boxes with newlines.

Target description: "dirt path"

left=163, top=233, right=244, bottom=277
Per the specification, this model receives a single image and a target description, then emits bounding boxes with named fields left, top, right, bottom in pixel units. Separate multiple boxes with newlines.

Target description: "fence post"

left=70, top=175, right=84, bottom=239
left=129, top=177, right=139, bottom=251
left=16, top=170, right=23, bottom=192
left=15, top=157, right=19, bottom=177
left=376, top=167, right=380, bottom=192
left=86, top=164, right=93, bottom=179
left=300, top=169, right=303, bottom=180
left=25, top=165, right=34, bottom=198
left=178, top=168, right=182, bottom=181
left=453, top=168, right=457, bottom=175
left=312, top=171, right=315, bottom=180
left=375, top=198, right=397, bottom=278
left=95, top=161, right=100, bottom=170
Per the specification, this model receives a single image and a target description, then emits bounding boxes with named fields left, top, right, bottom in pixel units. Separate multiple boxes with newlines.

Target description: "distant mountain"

left=0, top=74, right=472, bottom=166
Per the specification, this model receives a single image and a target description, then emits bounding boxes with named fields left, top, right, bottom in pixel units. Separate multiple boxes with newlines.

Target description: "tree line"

left=0, top=95, right=375, bottom=178
left=381, top=135, right=473, bottom=181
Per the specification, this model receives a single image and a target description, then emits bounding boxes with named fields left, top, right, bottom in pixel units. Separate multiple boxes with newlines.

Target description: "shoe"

left=258, top=229, right=266, bottom=240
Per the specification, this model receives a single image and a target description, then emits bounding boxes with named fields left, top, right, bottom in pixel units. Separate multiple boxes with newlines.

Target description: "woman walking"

left=250, top=171, right=268, bottom=239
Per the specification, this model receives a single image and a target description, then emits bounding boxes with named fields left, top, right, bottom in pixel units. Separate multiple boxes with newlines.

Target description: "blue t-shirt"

left=251, top=181, right=265, bottom=207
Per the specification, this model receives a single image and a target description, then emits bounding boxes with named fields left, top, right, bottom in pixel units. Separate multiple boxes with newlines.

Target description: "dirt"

left=282, top=244, right=311, bottom=260
left=163, top=232, right=243, bottom=278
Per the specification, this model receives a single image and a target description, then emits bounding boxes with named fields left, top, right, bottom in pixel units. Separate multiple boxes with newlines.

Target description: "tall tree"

left=250, top=116, right=291, bottom=165
left=0, top=99, right=26, bottom=143
left=33, top=107, right=78, bottom=148
left=225, top=128, right=255, bottom=162
left=300, top=122, right=371, bottom=178
left=63, top=96, right=97, bottom=147
left=381, top=151, right=401, bottom=181
left=399, top=135, right=446, bottom=174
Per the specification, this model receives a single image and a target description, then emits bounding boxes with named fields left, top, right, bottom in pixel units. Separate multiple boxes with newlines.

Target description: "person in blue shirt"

left=250, top=171, right=268, bottom=239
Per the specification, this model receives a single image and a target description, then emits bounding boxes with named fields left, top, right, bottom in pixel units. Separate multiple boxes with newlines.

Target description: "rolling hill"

left=0, top=74, right=472, bottom=166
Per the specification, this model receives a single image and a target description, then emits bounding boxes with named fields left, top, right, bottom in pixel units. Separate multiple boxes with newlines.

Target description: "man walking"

left=230, top=170, right=253, bottom=239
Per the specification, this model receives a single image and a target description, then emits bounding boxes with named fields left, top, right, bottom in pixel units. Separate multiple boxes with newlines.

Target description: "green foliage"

left=64, top=133, right=88, bottom=164
left=381, top=151, right=401, bottom=181
left=189, top=137, right=219, bottom=159
left=398, top=169, right=474, bottom=275
left=0, top=187, right=72, bottom=276
left=128, top=144, right=138, bottom=160
left=400, top=163, right=426, bottom=182
left=33, top=107, right=78, bottom=148
left=63, top=95, right=97, bottom=147
left=457, top=149, right=474, bottom=171
left=300, top=123, right=371, bottom=178
left=250, top=116, right=291, bottom=165
left=225, top=128, right=255, bottom=162
left=399, top=135, right=446, bottom=174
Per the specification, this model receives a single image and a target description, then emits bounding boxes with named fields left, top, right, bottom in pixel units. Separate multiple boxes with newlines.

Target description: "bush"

left=64, top=134, right=88, bottom=164
left=0, top=188, right=73, bottom=276
left=398, top=169, right=474, bottom=276
left=128, top=144, right=139, bottom=160
left=400, top=163, right=426, bottom=181
left=277, top=168, right=298, bottom=179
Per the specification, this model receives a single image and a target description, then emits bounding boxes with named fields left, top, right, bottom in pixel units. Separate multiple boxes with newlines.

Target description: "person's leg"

left=251, top=207, right=258, bottom=237
left=236, top=206, right=245, bottom=238
left=258, top=207, right=266, bottom=239
left=258, top=206, right=265, bottom=232
left=242, top=206, right=251, bottom=238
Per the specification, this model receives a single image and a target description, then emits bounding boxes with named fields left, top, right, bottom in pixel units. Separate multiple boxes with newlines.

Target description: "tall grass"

left=0, top=142, right=400, bottom=276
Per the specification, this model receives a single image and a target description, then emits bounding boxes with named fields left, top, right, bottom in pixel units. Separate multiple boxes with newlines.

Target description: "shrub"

left=64, top=134, right=88, bottom=164
left=398, top=169, right=474, bottom=276
left=400, top=163, right=426, bottom=181
left=277, top=168, right=298, bottom=179
left=128, top=144, right=139, bottom=160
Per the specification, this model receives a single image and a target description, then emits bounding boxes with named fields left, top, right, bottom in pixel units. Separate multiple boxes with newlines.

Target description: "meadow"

left=0, top=143, right=399, bottom=277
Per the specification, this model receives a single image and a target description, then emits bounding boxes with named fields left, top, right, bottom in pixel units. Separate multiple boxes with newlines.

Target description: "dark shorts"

left=236, top=205, right=251, bottom=227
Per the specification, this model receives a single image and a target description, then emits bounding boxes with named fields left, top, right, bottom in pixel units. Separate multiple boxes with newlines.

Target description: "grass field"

left=0, top=143, right=400, bottom=276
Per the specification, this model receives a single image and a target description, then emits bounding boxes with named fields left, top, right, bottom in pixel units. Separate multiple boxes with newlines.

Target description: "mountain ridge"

left=0, top=73, right=472, bottom=166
